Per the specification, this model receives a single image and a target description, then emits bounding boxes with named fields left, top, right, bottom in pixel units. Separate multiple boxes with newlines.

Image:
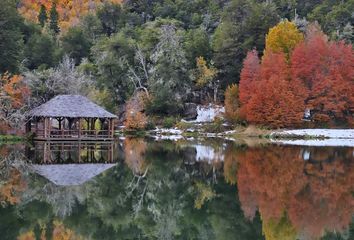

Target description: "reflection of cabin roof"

left=27, top=95, right=117, bottom=118
left=30, top=164, right=116, bottom=186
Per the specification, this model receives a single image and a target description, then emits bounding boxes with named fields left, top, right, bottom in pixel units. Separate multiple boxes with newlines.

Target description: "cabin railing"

left=34, top=129, right=112, bottom=139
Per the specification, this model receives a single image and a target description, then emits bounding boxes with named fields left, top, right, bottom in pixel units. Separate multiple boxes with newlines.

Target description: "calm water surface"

left=0, top=138, right=353, bottom=240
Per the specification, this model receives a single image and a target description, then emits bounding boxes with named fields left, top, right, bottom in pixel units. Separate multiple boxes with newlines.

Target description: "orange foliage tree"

left=0, top=73, right=30, bottom=132
left=124, top=92, right=148, bottom=130
left=241, top=51, right=305, bottom=128
left=291, top=25, right=354, bottom=126
left=18, top=220, right=83, bottom=240
left=239, top=49, right=260, bottom=120
left=235, top=146, right=354, bottom=239
left=0, top=169, right=26, bottom=206
left=124, top=138, right=147, bottom=175
left=239, top=22, right=353, bottom=128
left=18, top=0, right=122, bottom=32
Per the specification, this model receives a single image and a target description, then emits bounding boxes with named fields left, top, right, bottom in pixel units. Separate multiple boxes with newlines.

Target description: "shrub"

left=203, top=117, right=224, bottom=133
left=224, top=84, right=240, bottom=123
left=163, top=117, right=177, bottom=128
left=124, top=93, right=148, bottom=130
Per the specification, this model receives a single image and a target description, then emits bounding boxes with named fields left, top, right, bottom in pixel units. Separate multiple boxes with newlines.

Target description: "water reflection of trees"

left=0, top=139, right=264, bottom=239
left=1, top=140, right=352, bottom=240
left=236, top=145, right=354, bottom=240
left=0, top=145, right=28, bottom=206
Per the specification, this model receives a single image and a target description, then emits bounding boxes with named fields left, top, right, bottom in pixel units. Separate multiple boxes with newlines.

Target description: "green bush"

left=146, top=121, right=156, bottom=130
left=163, top=117, right=177, bottom=128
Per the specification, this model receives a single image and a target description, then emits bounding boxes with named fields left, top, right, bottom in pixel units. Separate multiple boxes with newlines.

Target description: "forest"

left=0, top=0, right=353, bottom=133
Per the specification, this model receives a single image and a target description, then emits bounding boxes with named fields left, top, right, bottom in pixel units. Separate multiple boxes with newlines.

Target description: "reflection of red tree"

left=236, top=146, right=354, bottom=239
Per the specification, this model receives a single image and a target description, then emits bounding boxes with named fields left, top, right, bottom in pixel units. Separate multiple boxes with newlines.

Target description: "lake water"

left=0, top=138, right=353, bottom=240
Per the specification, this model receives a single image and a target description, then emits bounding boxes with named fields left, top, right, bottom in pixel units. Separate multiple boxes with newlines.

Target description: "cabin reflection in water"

left=27, top=141, right=118, bottom=164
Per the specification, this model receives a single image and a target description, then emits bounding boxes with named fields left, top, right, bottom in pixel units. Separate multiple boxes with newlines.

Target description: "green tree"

left=148, top=24, right=190, bottom=114
left=62, top=27, right=92, bottom=65
left=49, top=3, right=60, bottom=35
left=0, top=0, right=24, bottom=74
left=97, top=2, right=126, bottom=36
left=308, top=0, right=354, bottom=41
left=80, top=13, right=104, bottom=43
left=38, top=4, right=48, bottom=27
left=91, top=30, right=136, bottom=104
left=212, top=0, right=279, bottom=86
left=184, top=28, right=212, bottom=67
left=24, top=33, right=56, bottom=70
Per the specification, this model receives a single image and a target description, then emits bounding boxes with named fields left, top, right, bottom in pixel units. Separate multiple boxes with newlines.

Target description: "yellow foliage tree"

left=18, top=0, right=122, bottom=32
left=194, top=56, right=217, bottom=88
left=17, top=221, right=83, bottom=240
left=194, top=181, right=215, bottom=209
left=224, top=84, right=240, bottom=123
left=262, top=214, right=297, bottom=240
left=265, top=20, right=304, bottom=56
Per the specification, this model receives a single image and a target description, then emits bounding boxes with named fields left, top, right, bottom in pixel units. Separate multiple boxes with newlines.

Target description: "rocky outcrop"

left=182, top=103, right=198, bottom=120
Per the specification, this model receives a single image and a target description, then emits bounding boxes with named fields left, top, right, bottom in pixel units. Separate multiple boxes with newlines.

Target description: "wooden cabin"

left=26, top=95, right=117, bottom=141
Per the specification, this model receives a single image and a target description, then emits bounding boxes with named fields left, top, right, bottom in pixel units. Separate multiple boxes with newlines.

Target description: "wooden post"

left=43, top=142, right=48, bottom=163
left=108, top=143, right=111, bottom=162
left=62, top=118, right=64, bottom=138
left=78, top=141, right=81, bottom=163
left=35, top=117, right=38, bottom=136
left=86, top=118, right=90, bottom=134
left=25, top=119, right=31, bottom=133
left=78, top=118, right=82, bottom=139
left=110, top=119, right=114, bottom=138
left=44, top=118, right=48, bottom=139
left=94, top=118, right=98, bottom=138
left=108, top=119, right=111, bottom=139
left=48, top=118, right=52, bottom=139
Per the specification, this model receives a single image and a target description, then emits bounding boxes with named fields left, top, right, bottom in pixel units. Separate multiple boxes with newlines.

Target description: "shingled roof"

left=28, top=95, right=117, bottom=118
left=31, top=163, right=117, bottom=186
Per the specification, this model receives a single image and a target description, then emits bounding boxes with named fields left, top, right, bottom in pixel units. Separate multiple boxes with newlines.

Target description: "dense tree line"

left=235, top=21, right=353, bottom=128
left=0, top=0, right=353, bottom=130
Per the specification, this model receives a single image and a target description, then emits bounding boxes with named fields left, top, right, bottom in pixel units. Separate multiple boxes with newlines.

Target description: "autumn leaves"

left=230, top=21, right=354, bottom=128
left=19, top=0, right=123, bottom=32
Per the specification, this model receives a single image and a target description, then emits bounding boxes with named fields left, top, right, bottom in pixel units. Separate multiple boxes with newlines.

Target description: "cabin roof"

left=27, top=95, right=117, bottom=118
left=30, top=163, right=116, bottom=186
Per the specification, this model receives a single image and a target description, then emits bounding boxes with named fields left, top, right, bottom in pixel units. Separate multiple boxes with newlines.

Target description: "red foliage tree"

left=291, top=26, right=354, bottom=126
left=244, top=52, right=305, bottom=128
left=235, top=146, right=354, bottom=239
left=0, top=74, right=30, bottom=133
left=239, top=50, right=260, bottom=119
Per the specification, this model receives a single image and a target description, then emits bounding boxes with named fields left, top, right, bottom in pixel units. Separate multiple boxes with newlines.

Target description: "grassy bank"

left=0, top=135, right=24, bottom=143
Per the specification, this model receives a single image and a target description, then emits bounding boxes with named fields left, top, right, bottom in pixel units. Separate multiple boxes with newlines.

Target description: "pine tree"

left=49, top=3, right=60, bottom=35
left=38, top=4, right=47, bottom=27
left=0, top=0, right=24, bottom=74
